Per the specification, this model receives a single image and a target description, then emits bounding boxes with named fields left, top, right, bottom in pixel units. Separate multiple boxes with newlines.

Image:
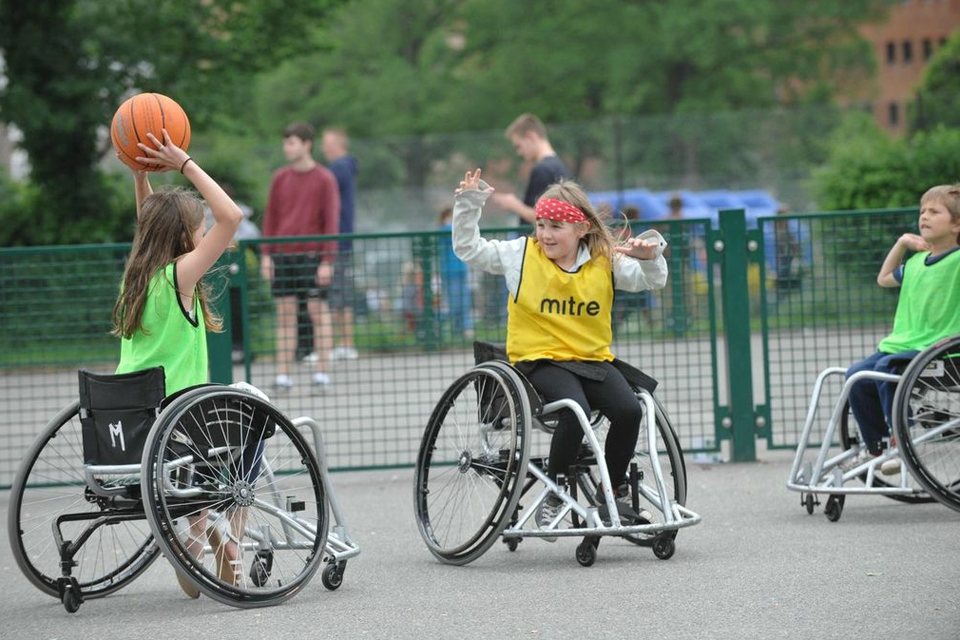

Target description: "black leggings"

left=526, top=361, right=641, bottom=487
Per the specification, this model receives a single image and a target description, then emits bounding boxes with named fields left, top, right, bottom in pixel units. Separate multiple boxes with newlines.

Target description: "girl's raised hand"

left=455, top=168, right=489, bottom=195
left=136, top=129, right=190, bottom=173
left=615, top=236, right=660, bottom=260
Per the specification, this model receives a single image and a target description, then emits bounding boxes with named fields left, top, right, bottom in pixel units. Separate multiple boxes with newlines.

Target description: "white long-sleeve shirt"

left=451, top=182, right=669, bottom=297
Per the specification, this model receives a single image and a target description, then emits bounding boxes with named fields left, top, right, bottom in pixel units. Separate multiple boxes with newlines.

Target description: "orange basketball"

left=110, top=93, right=191, bottom=171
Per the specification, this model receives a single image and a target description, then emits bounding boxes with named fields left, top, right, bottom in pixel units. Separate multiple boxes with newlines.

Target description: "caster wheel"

left=803, top=493, right=815, bottom=515
left=250, top=550, right=274, bottom=587
left=575, top=541, right=597, bottom=567
left=505, top=538, right=519, bottom=552
left=61, top=579, right=83, bottom=613
left=824, top=495, right=845, bottom=522
left=652, top=536, right=676, bottom=560
left=322, top=562, right=344, bottom=590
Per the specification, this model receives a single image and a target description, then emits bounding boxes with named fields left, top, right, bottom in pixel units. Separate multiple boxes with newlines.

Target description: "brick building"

left=860, top=0, right=960, bottom=132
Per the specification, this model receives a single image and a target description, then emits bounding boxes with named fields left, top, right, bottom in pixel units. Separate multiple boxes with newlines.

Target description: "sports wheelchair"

left=7, top=368, right=359, bottom=612
left=414, top=344, right=701, bottom=567
left=787, top=334, right=960, bottom=521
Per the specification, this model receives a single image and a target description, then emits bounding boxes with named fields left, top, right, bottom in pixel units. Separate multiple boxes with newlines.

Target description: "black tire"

left=7, top=402, right=159, bottom=600
left=414, top=364, right=532, bottom=565
left=824, top=494, right=845, bottom=522
left=62, top=582, right=82, bottom=613
left=838, top=399, right=933, bottom=504
left=893, top=335, right=960, bottom=513
left=141, top=387, right=329, bottom=608
left=321, top=563, right=343, bottom=590
left=652, top=536, right=676, bottom=560
left=575, top=540, right=597, bottom=567
left=803, top=493, right=815, bottom=515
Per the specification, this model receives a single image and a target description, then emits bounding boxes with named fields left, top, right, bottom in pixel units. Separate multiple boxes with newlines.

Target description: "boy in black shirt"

left=491, top=113, right=570, bottom=224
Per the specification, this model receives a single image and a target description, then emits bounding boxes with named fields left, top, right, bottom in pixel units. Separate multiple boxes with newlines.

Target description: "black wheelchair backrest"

left=78, top=367, right=165, bottom=466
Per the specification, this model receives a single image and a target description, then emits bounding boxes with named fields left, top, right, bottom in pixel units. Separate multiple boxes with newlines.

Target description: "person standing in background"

left=490, top=113, right=570, bottom=225
left=260, top=121, right=340, bottom=392
left=321, top=127, right=360, bottom=361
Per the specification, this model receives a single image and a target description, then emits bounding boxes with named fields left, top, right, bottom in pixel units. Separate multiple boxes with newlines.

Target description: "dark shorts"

left=271, top=253, right=327, bottom=299
left=329, top=253, right=355, bottom=311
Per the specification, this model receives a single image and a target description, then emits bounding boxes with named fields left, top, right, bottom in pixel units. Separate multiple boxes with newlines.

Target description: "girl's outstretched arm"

left=130, top=168, right=152, bottom=218
left=136, top=130, right=242, bottom=296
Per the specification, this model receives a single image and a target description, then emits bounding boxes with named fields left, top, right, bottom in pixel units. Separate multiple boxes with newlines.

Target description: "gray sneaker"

left=535, top=494, right=564, bottom=543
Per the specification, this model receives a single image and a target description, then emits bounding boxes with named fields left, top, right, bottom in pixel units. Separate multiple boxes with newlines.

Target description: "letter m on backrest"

left=109, top=420, right=126, bottom=452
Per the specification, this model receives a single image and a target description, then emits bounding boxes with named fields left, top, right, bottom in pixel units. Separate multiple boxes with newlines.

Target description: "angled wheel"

left=585, top=394, right=686, bottom=547
left=414, top=364, right=532, bottom=565
left=893, top=335, right=960, bottom=513
left=141, top=387, right=329, bottom=608
left=7, top=402, right=159, bottom=601
left=839, top=399, right=933, bottom=504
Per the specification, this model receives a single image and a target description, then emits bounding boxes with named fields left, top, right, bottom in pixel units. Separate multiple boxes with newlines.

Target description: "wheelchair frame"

left=415, top=359, right=701, bottom=566
left=8, top=383, right=359, bottom=612
left=787, top=334, right=960, bottom=521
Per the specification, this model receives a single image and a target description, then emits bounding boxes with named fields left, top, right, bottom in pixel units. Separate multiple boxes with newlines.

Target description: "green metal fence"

left=0, top=208, right=918, bottom=487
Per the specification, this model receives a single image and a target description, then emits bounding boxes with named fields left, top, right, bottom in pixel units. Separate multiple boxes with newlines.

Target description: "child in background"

left=437, top=206, right=474, bottom=339
left=451, top=168, right=668, bottom=540
left=112, top=130, right=244, bottom=596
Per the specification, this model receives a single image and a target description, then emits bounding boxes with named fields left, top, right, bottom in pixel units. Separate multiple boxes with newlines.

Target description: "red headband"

left=535, top=198, right=587, bottom=223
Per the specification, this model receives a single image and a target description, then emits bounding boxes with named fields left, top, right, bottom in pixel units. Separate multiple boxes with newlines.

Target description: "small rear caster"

left=59, top=577, right=83, bottom=613
left=824, top=494, right=845, bottom=522
left=250, top=550, right=274, bottom=587
left=503, top=537, right=520, bottom=552
left=321, top=561, right=345, bottom=590
left=575, top=539, right=597, bottom=567
left=652, top=536, right=675, bottom=560
left=802, top=492, right=817, bottom=515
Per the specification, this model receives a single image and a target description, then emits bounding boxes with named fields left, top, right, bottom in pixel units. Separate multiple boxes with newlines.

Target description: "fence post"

left=717, top=209, right=756, bottom=462
left=207, top=252, right=238, bottom=385
left=413, top=234, right=438, bottom=351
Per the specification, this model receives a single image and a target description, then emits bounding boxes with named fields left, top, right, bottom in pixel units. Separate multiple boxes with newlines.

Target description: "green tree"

left=911, top=31, right=960, bottom=132
left=0, top=0, right=341, bottom=245
left=252, top=0, right=884, bottom=190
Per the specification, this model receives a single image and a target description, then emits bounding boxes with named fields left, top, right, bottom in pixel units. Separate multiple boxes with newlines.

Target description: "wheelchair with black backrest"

left=7, top=367, right=359, bottom=612
left=787, top=334, right=960, bottom=521
left=414, top=343, right=701, bottom=567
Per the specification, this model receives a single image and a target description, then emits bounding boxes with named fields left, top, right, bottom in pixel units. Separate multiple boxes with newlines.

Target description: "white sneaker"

left=301, top=352, right=319, bottom=364
left=879, top=457, right=902, bottom=476
left=275, top=375, right=293, bottom=391
left=840, top=448, right=877, bottom=472
left=312, top=372, right=330, bottom=387
left=341, top=346, right=359, bottom=360
left=329, top=347, right=344, bottom=361
left=534, top=494, right=564, bottom=543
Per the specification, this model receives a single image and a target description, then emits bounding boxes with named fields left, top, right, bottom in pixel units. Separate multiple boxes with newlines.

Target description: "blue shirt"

left=328, top=156, right=358, bottom=251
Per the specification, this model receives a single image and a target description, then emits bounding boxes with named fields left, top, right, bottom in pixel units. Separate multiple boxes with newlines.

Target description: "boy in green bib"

left=846, top=185, right=960, bottom=472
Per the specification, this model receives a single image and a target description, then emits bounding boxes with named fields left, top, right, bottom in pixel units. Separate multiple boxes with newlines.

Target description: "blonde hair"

left=505, top=113, right=548, bottom=140
left=536, top=180, right=619, bottom=267
left=920, top=184, right=960, bottom=245
left=112, top=186, right=222, bottom=339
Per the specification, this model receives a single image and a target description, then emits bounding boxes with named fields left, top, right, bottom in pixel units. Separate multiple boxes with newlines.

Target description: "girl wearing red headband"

left=452, top=168, right=668, bottom=539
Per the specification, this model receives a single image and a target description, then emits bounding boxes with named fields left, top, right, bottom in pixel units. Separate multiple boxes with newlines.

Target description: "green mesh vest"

left=878, top=249, right=960, bottom=353
left=116, top=263, right=207, bottom=394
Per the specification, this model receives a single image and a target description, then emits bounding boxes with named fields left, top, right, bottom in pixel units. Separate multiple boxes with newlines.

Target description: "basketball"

left=110, top=93, right=191, bottom=171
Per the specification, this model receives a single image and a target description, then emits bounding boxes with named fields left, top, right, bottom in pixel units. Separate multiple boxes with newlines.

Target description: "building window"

left=903, top=40, right=913, bottom=63
left=886, top=41, right=896, bottom=63
left=889, top=102, right=900, bottom=127
left=923, top=38, right=934, bottom=60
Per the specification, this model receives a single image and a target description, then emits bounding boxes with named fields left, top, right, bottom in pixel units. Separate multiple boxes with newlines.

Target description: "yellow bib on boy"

left=507, top=239, right=614, bottom=363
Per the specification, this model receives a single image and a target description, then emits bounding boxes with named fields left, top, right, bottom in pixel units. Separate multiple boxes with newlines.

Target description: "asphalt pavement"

left=2, top=449, right=958, bottom=640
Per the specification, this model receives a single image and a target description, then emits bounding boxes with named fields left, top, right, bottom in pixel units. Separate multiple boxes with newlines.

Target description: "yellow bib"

left=507, top=239, right=614, bottom=363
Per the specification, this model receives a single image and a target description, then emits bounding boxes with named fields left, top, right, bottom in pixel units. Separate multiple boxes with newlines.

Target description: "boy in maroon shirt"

left=260, top=121, right=340, bottom=390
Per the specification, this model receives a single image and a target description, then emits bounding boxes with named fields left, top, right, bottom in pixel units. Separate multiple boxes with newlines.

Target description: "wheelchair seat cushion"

left=78, top=367, right=166, bottom=466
